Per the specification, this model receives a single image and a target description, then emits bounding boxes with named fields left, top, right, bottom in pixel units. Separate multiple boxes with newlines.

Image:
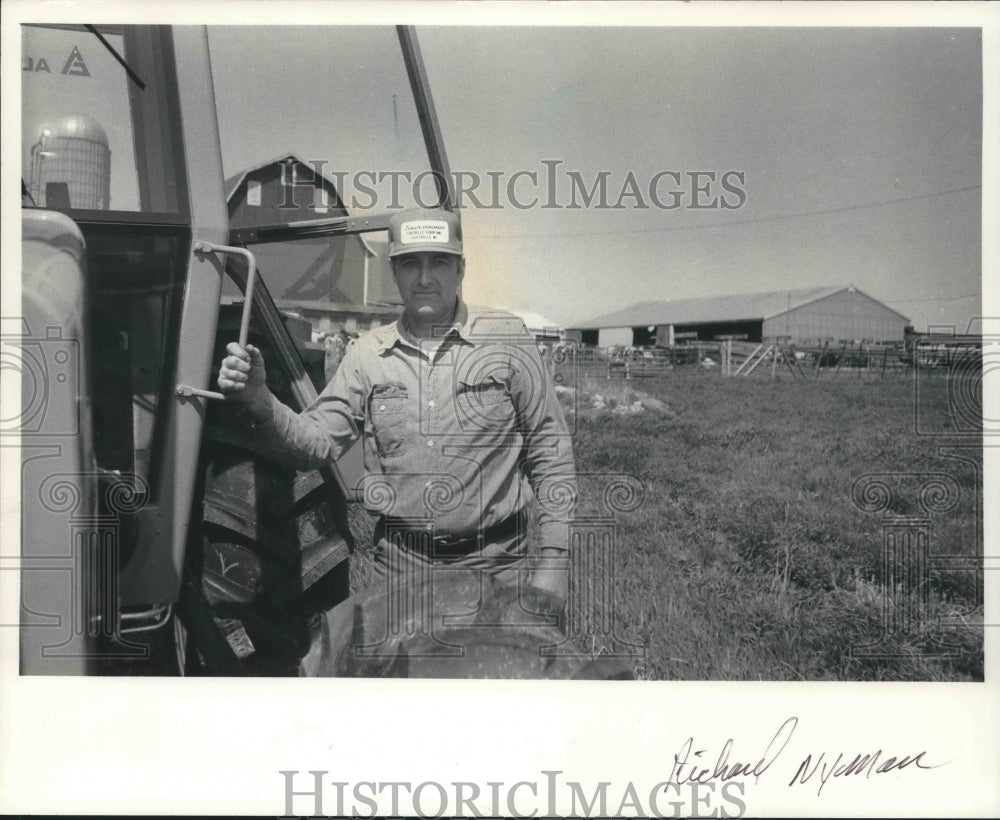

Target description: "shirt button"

left=428, top=400, right=435, bottom=408
left=379, top=404, right=386, bottom=411
left=427, top=440, right=434, bottom=447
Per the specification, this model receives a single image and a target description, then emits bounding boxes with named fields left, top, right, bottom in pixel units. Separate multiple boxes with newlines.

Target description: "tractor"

left=15, top=23, right=630, bottom=679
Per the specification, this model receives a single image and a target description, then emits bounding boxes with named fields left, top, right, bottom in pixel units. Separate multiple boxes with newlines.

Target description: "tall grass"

left=351, top=368, right=982, bottom=681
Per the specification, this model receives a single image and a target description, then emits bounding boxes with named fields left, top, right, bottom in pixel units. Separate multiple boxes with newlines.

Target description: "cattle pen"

left=554, top=335, right=982, bottom=382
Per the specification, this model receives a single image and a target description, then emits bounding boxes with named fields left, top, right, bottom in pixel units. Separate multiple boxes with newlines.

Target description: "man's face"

left=393, top=251, right=464, bottom=329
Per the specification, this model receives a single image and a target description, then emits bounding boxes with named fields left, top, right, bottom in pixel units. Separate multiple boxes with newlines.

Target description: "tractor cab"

left=17, top=23, right=629, bottom=679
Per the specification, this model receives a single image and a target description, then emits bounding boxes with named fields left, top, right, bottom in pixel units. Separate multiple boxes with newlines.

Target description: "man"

left=321, top=329, right=348, bottom=383
left=217, top=208, right=576, bottom=621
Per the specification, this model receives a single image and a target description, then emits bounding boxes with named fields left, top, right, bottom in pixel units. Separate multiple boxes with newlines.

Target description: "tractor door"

left=18, top=25, right=228, bottom=672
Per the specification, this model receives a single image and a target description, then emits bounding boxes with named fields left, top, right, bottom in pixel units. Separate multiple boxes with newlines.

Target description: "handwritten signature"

left=788, top=747, right=939, bottom=796
left=667, top=717, right=944, bottom=796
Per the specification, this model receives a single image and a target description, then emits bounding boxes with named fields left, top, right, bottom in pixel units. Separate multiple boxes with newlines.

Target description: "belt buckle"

left=434, top=530, right=480, bottom=549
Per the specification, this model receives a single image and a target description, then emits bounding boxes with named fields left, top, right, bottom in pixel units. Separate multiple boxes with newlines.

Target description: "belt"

left=380, top=508, right=527, bottom=560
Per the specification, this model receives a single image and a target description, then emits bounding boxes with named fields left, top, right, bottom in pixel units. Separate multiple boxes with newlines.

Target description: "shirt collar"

left=375, top=299, right=476, bottom=353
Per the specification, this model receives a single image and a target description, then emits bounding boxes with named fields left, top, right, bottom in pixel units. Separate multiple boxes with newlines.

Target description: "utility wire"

left=480, top=184, right=982, bottom=239
left=891, top=294, right=980, bottom=302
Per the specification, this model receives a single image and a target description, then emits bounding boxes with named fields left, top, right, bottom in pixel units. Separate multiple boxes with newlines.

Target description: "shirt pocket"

left=370, top=383, right=411, bottom=458
left=456, top=375, right=515, bottom=429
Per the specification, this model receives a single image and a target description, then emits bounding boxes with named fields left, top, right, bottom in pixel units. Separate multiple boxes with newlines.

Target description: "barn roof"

left=568, top=285, right=908, bottom=329
left=224, top=151, right=376, bottom=256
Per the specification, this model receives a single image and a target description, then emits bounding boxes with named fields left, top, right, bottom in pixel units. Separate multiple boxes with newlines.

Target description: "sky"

left=207, top=23, right=986, bottom=333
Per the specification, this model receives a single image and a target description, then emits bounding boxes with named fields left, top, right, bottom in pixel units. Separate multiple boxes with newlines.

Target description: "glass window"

left=210, top=27, right=437, bottom=215
left=21, top=24, right=188, bottom=221
left=87, top=229, right=188, bottom=488
left=218, top=230, right=399, bottom=308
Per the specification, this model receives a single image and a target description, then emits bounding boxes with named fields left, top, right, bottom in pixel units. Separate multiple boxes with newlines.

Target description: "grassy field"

left=350, top=366, right=983, bottom=681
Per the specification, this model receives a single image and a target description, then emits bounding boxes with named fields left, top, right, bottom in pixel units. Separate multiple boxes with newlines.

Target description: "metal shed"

left=507, top=310, right=564, bottom=341
left=567, top=285, right=910, bottom=346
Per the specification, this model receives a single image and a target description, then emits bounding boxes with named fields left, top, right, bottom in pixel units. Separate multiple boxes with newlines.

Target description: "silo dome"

left=46, top=114, right=109, bottom=146
left=30, top=113, right=111, bottom=210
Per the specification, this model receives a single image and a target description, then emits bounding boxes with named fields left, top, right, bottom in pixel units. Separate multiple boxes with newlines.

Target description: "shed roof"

left=568, top=285, right=908, bottom=329
left=507, top=310, right=563, bottom=335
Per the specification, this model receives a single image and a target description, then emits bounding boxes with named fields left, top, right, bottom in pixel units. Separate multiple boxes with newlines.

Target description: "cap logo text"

left=400, top=220, right=449, bottom=245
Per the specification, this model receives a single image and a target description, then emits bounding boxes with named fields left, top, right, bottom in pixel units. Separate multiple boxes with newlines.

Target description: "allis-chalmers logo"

left=23, top=46, right=90, bottom=76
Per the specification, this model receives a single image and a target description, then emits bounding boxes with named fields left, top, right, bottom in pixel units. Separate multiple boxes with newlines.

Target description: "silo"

left=29, top=114, right=111, bottom=210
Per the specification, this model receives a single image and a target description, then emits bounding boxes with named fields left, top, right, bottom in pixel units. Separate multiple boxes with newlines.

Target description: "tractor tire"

left=340, top=570, right=634, bottom=680
left=177, top=307, right=353, bottom=676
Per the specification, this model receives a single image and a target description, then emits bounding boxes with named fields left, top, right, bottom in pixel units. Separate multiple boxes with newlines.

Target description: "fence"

left=556, top=343, right=724, bottom=380
left=556, top=339, right=920, bottom=381
left=722, top=339, right=912, bottom=379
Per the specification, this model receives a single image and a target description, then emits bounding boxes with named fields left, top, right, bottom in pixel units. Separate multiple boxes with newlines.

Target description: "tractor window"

left=21, top=24, right=188, bottom=222
left=209, top=28, right=430, bottom=319
left=22, top=23, right=193, bottom=491
left=87, top=229, right=188, bottom=489
left=210, top=27, right=433, bottom=214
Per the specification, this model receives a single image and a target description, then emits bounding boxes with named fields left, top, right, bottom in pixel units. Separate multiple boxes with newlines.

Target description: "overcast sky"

left=206, top=23, right=984, bottom=332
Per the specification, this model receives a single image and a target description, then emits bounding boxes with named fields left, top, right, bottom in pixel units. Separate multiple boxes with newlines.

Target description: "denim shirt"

left=255, top=302, right=577, bottom=550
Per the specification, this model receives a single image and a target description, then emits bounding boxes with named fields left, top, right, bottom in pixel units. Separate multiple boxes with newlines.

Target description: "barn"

left=225, top=152, right=401, bottom=337
left=566, top=285, right=910, bottom=347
